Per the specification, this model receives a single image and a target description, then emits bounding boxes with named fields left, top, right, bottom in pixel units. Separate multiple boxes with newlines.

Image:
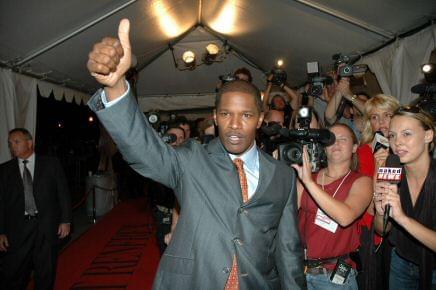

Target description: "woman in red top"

left=357, top=94, right=400, bottom=290
left=293, top=123, right=373, bottom=289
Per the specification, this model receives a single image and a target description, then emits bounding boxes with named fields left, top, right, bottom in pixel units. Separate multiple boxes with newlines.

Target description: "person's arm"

left=0, top=173, right=9, bottom=251
left=54, top=158, right=72, bottom=238
left=374, top=182, right=436, bottom=251
left=282, top=85, right=301, bottom=111
left=87, top=19, right=188, bottom=193
left=263, top=75, right=273, bottom=111
left=275, top=169, right=306, bottom=289
left=324, top=90, right=342, bottom=125
left=292, top=146, right=373, bottom=227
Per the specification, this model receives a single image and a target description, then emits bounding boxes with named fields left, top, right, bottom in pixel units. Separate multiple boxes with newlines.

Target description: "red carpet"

left=55, top=198, right=160, bottom=290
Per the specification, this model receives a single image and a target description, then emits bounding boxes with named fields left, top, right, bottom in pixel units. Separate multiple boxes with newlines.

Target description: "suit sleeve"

left=88, top=89, right=189, bottom=200
left=54, top=158, right=72, bottom=224
left=275, top=170, right=307, bottom=290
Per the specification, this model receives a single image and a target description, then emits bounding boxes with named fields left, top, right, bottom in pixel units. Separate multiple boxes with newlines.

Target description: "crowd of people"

left=1, top=18, right=435, bottom=290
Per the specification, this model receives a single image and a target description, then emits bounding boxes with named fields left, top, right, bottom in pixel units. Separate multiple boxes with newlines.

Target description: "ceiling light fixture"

left=171, top=42, right=228, bottom=71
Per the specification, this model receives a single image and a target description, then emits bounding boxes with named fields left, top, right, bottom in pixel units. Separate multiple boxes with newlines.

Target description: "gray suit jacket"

left=89, top=90, right=306, bottom=290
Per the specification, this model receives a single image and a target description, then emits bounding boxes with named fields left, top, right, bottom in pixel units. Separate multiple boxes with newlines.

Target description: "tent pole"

left=293, top=0, right=393, bottom=39
left=14, top=0, right=138, bottom=67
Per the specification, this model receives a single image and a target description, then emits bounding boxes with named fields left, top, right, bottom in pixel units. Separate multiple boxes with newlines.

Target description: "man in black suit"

left=0, top=128, right=72, bottom=290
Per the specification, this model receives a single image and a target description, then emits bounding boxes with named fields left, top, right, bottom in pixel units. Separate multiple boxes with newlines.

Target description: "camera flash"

left=277, top=59, right=284, bottom=67
left=422, top=64, right=433, bottom=73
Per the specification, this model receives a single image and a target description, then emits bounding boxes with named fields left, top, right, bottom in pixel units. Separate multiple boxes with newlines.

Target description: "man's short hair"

left=167, top=123, right=186, bottom=138
left=9, top=128, right=33, bottom=140
left=173, top=116, right=189, bottom=127
left=216, top=80, right=263, bottom=113
left=233, top=67, right=252, bottom=83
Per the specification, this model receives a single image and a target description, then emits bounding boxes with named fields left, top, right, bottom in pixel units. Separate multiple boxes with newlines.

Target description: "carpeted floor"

left=54, top=198, right=160, bottom=290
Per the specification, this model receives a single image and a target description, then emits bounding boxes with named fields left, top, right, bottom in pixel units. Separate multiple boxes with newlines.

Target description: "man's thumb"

left=118, top=19, right=131, bottom=51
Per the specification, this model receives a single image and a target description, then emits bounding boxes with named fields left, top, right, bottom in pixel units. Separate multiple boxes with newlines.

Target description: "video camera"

left=306, top=62, right=333, bottom=98
left=270, top=68, right=287, bottom=86
left=333, top=53, right=368, bottom=78
left=262, top=107, right=335, bottom=171
left=411, top=63, right=436, bottom=120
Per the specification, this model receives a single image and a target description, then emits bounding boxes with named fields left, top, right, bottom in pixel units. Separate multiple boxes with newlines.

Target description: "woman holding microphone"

left=373, top=106, right=436, bottom=289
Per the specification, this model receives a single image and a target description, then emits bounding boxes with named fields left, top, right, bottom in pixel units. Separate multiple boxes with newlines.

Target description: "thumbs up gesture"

left=87, top=19, right=132, bottom=100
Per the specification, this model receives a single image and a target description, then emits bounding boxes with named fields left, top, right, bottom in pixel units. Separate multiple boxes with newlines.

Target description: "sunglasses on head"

left=396, top=105, right=422, bottom=114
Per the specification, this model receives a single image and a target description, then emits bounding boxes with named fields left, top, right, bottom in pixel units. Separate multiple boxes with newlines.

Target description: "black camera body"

left=219, top=73, right=237, bottom=84
left=276, top=107, right=334, bottom=172
left=270, top=68, right=287, bottom=86
left=333, top=53, right=368, bottom=78
left=307, top=75, right=333, bottom=98
left=306, top=61, right=333, bottom=98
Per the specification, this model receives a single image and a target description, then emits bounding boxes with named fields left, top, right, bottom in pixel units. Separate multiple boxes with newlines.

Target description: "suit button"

left=233, top=238, right=243, bottom=246
left=238, top=208, right=247, bottom=215
left=222, top=267, right=230, bottom=273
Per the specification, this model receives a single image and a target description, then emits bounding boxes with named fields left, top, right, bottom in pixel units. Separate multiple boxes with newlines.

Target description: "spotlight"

left=182, top=50, right=196, bottom=69
left=203, top=43, right=220, bottom=65
left=422, top=63, right=434, bottom=73
left=422, top=63, right=436, bottom=83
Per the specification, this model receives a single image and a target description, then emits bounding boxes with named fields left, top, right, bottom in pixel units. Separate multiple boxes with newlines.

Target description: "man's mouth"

left=226, top=133, right=244, bottom=144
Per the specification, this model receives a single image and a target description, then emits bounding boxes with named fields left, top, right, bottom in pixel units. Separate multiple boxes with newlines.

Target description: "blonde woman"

left=373, top=106, right=435, bottom=289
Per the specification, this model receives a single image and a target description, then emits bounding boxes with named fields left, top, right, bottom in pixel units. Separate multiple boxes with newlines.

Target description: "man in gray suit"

left=87, top=19, right=306, bottom=290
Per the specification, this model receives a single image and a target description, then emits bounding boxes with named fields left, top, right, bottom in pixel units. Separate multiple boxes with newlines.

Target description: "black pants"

left=0, top=218, right=59, bottom=290
left=152, top=208, right=172, bottom=255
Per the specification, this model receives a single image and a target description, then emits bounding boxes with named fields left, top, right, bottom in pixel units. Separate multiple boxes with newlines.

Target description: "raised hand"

left=87, top=19, right=132, bottom=99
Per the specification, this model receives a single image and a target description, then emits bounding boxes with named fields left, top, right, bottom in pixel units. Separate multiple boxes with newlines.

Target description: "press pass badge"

left=314, top=208, right=338, bottom=233
left=330, top=259, right=352, bottom=284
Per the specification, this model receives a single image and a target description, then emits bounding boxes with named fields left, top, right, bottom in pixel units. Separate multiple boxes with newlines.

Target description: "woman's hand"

left=291, top=145, right=313, bottom=185
left=373, top=181, right=405, bottom=222
left=374, top=147, right=389, bottom=168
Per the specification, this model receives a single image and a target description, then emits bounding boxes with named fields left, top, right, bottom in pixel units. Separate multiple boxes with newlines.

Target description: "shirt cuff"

left=101, top=81, right=131, bottom=108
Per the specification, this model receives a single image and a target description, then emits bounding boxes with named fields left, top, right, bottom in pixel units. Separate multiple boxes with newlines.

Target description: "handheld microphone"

left=372, top=131, right=389, bottom=153
left=376, top=154, right=402, bottom=235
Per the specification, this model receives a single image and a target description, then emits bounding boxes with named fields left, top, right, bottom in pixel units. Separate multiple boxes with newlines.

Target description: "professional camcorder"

left=262, top=107, right=335, bottom=171
left=411, top=63, right=436, bottom=120
left=306, top=62, right=333, bottom=98
left=270, top=68, right=287, bottom=86
left=333, top=53, right=368, bottom=78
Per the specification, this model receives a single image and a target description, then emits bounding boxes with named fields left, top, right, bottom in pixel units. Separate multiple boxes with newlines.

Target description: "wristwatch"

left=350, top=94, right=357, bottom=103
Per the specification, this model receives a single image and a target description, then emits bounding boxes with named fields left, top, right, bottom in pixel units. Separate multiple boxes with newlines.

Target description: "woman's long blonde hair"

left=360, top=94, right=400, bottom=145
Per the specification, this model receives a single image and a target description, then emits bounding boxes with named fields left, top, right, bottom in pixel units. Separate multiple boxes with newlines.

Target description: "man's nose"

left=229, top=116, right=242, bottom=129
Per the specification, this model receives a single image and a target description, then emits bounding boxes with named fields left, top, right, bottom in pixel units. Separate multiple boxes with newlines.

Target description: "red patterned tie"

left=224, top=158, right=249, bottom=290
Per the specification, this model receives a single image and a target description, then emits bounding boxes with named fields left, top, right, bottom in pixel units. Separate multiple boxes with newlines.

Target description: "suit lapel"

left=206, top=138, right=244, bottom=204
left=244, top=150, right=275, bottom=206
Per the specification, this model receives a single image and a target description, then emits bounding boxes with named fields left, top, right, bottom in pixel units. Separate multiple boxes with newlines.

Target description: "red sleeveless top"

left=299, top=170, right=362, bottom=266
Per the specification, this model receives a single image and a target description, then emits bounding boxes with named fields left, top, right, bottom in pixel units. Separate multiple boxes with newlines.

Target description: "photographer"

left=325, top=76, right=368, bottom=139
left=263, top=73, right=300, bottom=127
left=258, top=109, right=285, bottom=157
left=293, top=123, right=373, bottom=289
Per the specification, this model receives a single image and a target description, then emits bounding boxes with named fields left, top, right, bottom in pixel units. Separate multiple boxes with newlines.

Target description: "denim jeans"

left=306, top=269, right=358, bottom=290
left=389, top=248, right=436, bottom=290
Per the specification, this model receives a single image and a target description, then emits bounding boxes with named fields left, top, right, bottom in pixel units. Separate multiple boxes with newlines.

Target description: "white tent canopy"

left=0, top=0, right=435, bottom=162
